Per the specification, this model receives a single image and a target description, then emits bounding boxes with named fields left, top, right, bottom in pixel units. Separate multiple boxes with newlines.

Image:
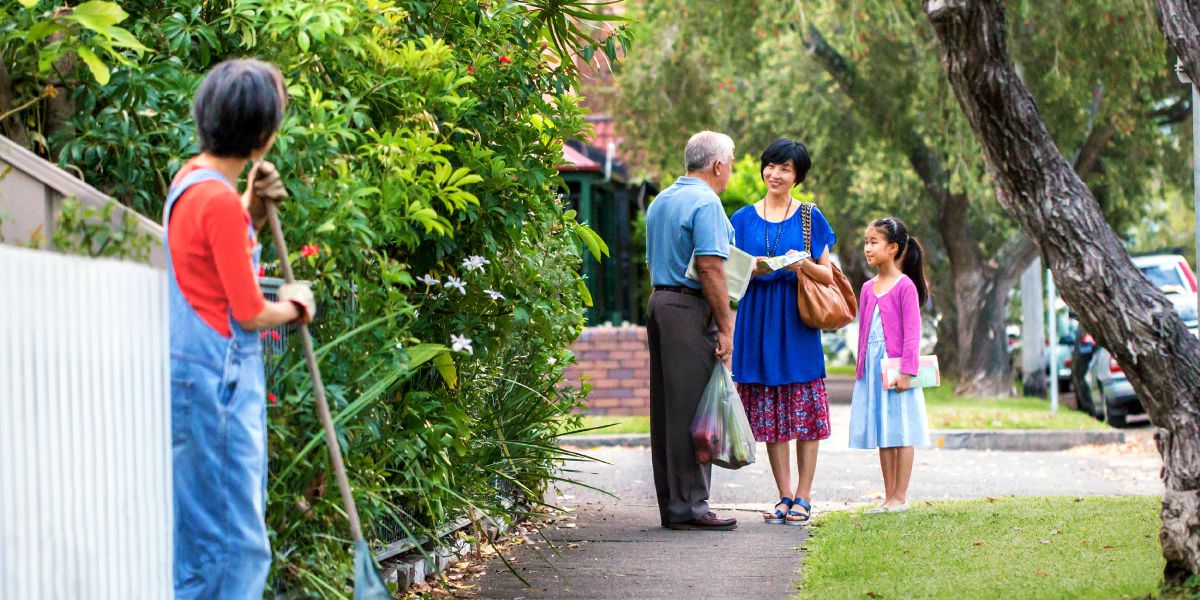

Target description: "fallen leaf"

left=1035, top=570, right=1048, bottom=577
left=973, top=540, right=985, bottom=547
left=986, top=497, right=997, bottom=503
left=1040, top=540, right=1051, bottom=545
left=1103, top=545, right=1117, bottom=550
left=865, top=592, right=881, bottom=598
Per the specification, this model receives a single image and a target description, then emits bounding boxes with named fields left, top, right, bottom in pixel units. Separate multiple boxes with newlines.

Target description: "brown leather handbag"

left=795, top=203, right=858, bottom=330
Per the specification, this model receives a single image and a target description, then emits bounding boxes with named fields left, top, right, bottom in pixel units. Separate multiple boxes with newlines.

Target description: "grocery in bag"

left=691, top=363, right=756, bottom=469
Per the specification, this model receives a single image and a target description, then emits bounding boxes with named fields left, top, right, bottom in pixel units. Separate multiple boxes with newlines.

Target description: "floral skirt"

left=737, top=379, right=831, bottom=443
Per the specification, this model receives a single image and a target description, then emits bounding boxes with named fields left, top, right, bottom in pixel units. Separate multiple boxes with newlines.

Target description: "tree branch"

left=1157, top=0, right=1200, bottom=91
left=803, top=24, right=953, bottom=207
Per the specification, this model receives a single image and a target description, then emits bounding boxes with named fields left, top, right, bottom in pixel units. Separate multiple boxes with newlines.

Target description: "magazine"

left=685, top=245, right=756, bottom=301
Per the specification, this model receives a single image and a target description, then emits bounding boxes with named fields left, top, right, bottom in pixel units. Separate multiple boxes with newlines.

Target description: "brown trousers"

left=646, top=289, right=716, bottom=525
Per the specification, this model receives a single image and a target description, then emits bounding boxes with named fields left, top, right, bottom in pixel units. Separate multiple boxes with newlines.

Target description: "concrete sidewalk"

left=473, top=503, right=805, bottom=599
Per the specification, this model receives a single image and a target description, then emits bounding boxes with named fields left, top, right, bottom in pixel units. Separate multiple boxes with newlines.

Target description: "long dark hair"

left=870, top=217, right=929, bottom=306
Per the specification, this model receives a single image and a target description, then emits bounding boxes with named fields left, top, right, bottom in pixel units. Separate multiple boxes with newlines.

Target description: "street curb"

left=931, top=429, right=1125, bottom=451
left=560, top=429, right=1126, bottom=451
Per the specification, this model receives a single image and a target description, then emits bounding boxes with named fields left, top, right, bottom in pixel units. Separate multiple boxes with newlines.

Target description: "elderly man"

left=644, top=131, right=738, bottom=530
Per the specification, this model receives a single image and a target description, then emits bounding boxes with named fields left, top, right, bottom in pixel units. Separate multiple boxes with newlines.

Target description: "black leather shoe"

left=667, top=512, right=737, bottom=531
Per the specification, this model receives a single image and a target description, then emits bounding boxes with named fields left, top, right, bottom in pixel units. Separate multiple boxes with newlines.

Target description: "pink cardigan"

left=855, top=275, right=922, bottom=380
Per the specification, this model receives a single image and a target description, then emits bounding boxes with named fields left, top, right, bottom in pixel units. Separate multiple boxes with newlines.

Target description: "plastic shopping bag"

left=691, top=362, right=756, bottom=470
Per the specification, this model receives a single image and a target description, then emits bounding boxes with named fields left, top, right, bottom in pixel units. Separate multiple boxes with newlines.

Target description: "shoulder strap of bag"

left=801, top=202, right=814, bottom=255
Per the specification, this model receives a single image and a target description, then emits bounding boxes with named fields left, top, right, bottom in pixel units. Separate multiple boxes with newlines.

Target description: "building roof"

left=560, top=144, right=602, bottom=172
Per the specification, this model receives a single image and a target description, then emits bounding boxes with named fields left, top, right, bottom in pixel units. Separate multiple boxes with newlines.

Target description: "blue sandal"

left=786, top=498, right=812, bottom=526
left=762, top=497, right=793, bottom=524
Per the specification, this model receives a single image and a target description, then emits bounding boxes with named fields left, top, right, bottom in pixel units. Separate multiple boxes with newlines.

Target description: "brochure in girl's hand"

left=880, top=355, right=941, bottom=389
left=685, top=245, right=755, bottom=302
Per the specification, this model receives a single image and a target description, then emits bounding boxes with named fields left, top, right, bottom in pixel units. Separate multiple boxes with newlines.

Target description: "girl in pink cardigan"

left=848, top=217, right=931, bottom=513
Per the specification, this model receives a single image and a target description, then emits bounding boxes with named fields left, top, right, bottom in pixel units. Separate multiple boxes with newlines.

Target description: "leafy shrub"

left=3, top=0, right=628, bottom=595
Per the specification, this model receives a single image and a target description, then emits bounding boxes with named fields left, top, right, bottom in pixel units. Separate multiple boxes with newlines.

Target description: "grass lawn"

left=922, top=384, right=1107, bottom=430
left=563, top=385, right=1105, bottom=436
left=562, top=415, right=651, bottom=435
left=827, top=364, right=857, bottom=377
left=798, top=496, right=1164, bottom=600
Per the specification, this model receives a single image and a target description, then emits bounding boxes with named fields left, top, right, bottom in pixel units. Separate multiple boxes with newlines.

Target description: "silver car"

left=1072, top=254, right=1198, bottom=426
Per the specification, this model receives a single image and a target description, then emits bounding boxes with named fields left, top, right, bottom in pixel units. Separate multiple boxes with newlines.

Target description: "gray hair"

left=683, top=131, right=735, bottom=173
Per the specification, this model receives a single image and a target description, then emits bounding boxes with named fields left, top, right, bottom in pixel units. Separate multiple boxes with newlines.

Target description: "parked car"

left=1008, top=306, right=1075, bottom=392
left=1072, top=254, right=1198, bottom=426
left=1131, top=253, right=1197, bottom=297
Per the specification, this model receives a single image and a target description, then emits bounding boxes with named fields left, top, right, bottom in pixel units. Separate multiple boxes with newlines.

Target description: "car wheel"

left=1102, top=395, right=1127, bottom=428
left=1073, top=372, right=1095, bottom=415
left=1086, top=374, right=1105, bottom=420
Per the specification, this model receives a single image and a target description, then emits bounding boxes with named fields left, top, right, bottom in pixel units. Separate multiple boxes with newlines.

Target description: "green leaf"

left=298, top=30, right=310, bottom=52
left=18, top=0, right=38, bottom=8
left=577, top=278, right=593, bottom=307
left=404, top=343, right=448, bottom=370
left=105, top=26, right=150, bottom=53
left=70, top=1, right=130, bottom=33
left=25, top=22, right=66, bottom=44
left=433, top=351, right=457, bottom=389
left=76, top=47, right=110, bottom=85
left=573, top=223, right=609, bottom=261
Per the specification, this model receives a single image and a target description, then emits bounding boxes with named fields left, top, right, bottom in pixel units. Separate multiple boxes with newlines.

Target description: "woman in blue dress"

left=730, top=138, right=837, bottom=526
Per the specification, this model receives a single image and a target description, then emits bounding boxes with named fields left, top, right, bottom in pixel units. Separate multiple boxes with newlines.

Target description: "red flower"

left=499, top=55, right=512, bottom=64
left=468, top=65, right=475, bottom=74
left=300, top=243, right=320, bottom=258
left=267, top=392, right=277, bottom=405
left=260, top=330, right=282, bottom=341
left=258, top=265, right=266, bottom=277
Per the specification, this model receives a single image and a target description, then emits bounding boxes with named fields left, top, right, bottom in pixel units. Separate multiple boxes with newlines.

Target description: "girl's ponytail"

left=870, top=217, right=930, bottom=306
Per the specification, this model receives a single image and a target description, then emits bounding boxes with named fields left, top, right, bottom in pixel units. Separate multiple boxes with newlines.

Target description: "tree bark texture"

left=925, top=0, right=1200, bottom=584
left=804, top=24, right=1034, bottom=396
left=0, top=61, right=30, bottom=147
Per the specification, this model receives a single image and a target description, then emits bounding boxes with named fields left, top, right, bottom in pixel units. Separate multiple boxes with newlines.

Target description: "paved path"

left=473, top=503, right=803, bottom=600
left=473, top=403, right=1161, bottom=599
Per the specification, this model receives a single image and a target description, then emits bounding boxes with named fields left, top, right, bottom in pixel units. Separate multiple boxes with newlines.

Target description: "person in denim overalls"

left=165, top=59, right=315, bottom=600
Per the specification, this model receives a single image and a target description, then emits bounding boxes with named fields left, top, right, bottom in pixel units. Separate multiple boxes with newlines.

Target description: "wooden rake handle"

left=265, top=195, right=366, bottom=544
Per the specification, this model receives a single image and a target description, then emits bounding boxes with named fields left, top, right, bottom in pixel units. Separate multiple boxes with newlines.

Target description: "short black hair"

left=193, top=59, right=285, bottom=158
left=759, top=138, right=812, bottom=185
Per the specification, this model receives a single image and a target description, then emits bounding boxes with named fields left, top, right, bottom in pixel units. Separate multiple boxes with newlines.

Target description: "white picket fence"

left=0, top=245, right=172, bottom=599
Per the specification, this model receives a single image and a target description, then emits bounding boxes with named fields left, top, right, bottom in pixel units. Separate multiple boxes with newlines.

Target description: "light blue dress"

left=849, top=303, right=931, bottom=449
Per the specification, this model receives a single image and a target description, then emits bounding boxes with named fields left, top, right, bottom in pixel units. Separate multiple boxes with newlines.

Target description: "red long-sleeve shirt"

left=167, top=160, right=265, bottom=337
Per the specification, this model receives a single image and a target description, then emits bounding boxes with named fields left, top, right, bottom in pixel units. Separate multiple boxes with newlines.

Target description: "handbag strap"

left=801, top=202, right=814, bottom=255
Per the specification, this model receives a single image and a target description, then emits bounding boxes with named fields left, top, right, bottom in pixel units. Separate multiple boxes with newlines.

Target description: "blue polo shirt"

left=645, top=177, right=735, bottom=288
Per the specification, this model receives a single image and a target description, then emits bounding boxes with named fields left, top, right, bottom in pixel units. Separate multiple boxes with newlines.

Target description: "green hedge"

left=3, top=0, right=628, bottom=595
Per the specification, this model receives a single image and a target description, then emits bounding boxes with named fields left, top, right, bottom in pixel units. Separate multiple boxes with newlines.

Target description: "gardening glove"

left=245, top=161, right=288, bottom=229
left=279, top=281, right=316, bottom=324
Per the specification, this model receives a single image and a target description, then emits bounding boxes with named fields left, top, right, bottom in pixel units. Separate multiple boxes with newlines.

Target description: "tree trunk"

left=925, top=0, right=1200, bottom=584
left=804, top=24, right=1034, bottom=397
left=0, top=61, right=30, bottom=147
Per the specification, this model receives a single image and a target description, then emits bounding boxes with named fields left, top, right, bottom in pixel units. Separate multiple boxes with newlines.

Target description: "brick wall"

left=564, top=325, right=651, bottom=415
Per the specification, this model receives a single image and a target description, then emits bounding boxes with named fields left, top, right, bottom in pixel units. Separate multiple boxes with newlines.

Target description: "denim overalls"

left=165, top=169, right=271, bottom=599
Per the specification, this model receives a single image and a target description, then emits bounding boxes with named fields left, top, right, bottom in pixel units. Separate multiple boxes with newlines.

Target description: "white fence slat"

left=0, top=245, right=172, bottom=599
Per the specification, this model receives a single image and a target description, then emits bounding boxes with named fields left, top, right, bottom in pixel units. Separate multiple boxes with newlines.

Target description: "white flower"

left=462, top=255, right=490, bottom=271
left=450, top=334, right=474, bottom=355
left=484, top=289, right=505, bottom=301
left=418, top=274, right=440, bottom=286
left=547, top=357, right=557, bottom=365
left=443, top=276, right=467, bottom=295
left=395, top=342, right=403, bottom=350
